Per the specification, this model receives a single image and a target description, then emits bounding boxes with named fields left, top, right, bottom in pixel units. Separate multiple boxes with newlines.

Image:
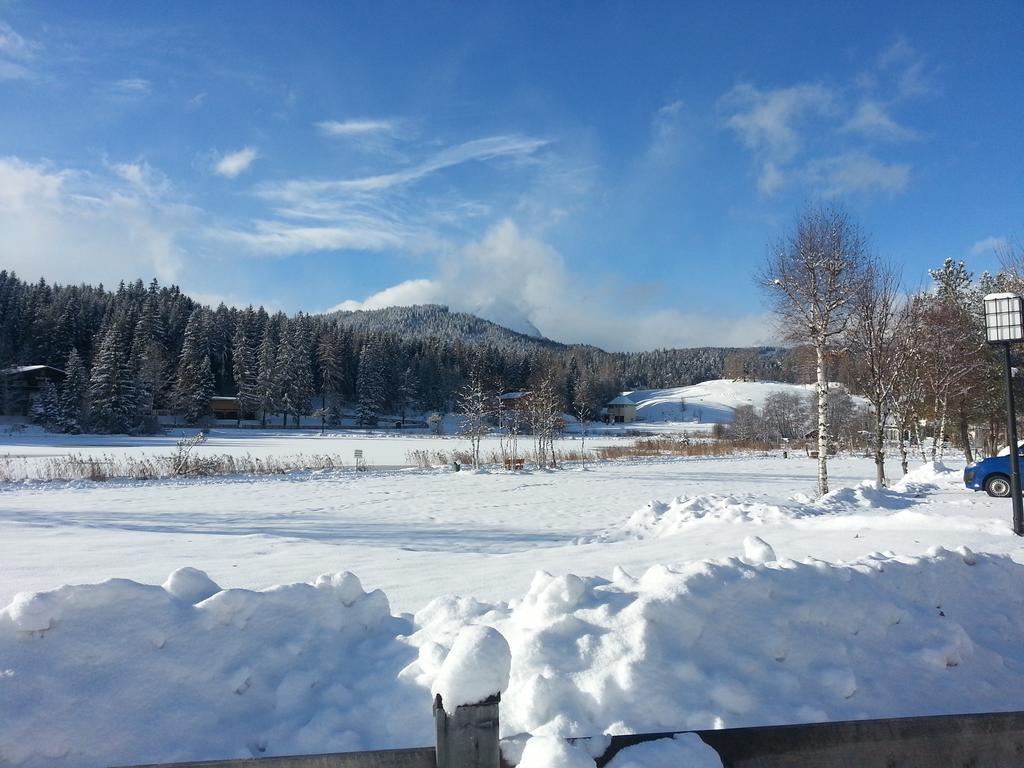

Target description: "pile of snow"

left=586, top=468, right=965, bottom=544
left=0, top=571, right=427, bottom=767
left=431, top=625, right=511, bottom=712
left=5, top=543, right=1024, bottom=767
left=410, top=547, right=1024, bottom=741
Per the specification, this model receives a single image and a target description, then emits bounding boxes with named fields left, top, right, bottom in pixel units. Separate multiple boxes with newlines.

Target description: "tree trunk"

left=873, top=396, right=885, bottom=487
left=816, top=344, right=829, bottom=496
left=935, top=398, right=948, bottom=461
left=958, top=399, right=974, bottom=464
left=899, top=428, right=910, bottom=476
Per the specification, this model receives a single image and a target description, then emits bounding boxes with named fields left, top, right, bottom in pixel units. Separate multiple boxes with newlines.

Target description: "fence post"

left=433, top=693, right=501, bottom=768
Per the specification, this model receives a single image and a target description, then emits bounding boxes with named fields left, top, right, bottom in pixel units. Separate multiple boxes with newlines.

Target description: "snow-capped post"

left=432, top=626, right=511, bottom=768
left=983, top=292, right=1024, bottom=536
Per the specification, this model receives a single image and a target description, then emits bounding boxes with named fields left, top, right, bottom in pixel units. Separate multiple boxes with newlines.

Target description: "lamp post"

left=984, top=292, right=1024, bottom=536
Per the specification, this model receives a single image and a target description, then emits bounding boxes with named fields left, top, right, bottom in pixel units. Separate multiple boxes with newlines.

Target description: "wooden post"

left=433, top=693, right=500, bottom=768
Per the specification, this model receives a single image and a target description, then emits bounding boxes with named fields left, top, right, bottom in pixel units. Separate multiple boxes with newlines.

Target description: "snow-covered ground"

left=616, top=378, right=864, bottom=425
left=3, top=439, right=1024, bottom=767
left=0, top=427, right=634, bottom=473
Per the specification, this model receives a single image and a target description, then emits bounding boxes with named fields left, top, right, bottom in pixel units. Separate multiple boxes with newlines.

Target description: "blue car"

left=964, top=452, right=1024, bottom=497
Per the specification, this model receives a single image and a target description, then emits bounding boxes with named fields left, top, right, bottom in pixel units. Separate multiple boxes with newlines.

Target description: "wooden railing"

left=122, top=698, right=1024, bottom=768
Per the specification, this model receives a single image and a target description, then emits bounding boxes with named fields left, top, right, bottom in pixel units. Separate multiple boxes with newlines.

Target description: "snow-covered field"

left=0, top=427, right=629, bottom=469
left=3, top=433, right=1024, bottom=767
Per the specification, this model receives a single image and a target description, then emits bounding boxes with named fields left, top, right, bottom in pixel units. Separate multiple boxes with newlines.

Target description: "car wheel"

left=986, top=475, right=1011, bottom=498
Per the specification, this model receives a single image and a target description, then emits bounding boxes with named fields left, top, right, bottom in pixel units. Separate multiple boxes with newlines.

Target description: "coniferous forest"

left=0, top=271, right=798, bottom=433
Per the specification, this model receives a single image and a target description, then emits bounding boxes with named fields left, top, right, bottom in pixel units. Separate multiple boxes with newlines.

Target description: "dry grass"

left=406, top=437, right=772, bottom=470
left=0, top=452, right=349, bottom=483
left=592, top=437, right=776, bottom=460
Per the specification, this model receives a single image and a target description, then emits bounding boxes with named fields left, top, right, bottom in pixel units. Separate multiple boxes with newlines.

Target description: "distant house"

left=605, top=394, right=637, bottom=424
left=498, top=391, right=531, bottom=407
left=210, top=396, right=242, bottom=421
left=1, top=365, right=66, bottom=417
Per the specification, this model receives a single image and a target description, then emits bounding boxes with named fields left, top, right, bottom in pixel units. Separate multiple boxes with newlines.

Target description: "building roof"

left=607, top=395, right=636, bottom=406
left=499, top=391, right=530, bottom=400
left=1, top=365, right=66, bottom=377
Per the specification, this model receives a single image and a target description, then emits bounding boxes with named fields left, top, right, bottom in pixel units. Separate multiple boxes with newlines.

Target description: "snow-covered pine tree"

left=174, top=309, right=213, bottom=425
left=89, top=322, right=135, bottom=433
left=356, top=335, right=386, bottom=426
left=255, top=329, right=279, bottom=427
left=231, top=310, right=259, bottom=423
left=286, top=315, right=315, bottom=428
left=398, top=365, right=420, bottom=425
left=59, top=348, right=89, bottom=433
left=316, top=327, right=342, bottom=429
left=31, top=379, right=60, bottom=431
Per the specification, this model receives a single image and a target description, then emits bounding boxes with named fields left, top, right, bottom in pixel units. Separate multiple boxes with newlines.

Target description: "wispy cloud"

left=109, top=160, right=171, bottom=197
left=211, top=133, right=549, bottom=258
left=0, top=20, right=38, bottom=60
left=316, top=118, right=399, bottom=137
left=971, top=236, right=1009, bottom=257
left=805, top=152, right=910, bottom=197
left=0, top=20, right=39, bottom=80
left=720, top=82, right=834, bottom=161
left=214, top=147, right=259, bottom=178
left=208, top=219, right=410, bottom=256
left=719, top=82, right=835, bottom=196
left=108, top=77, right=152, bottom=95
left=841, top=100, right=919, bottom=142
left=719, top=40, right=931, bottom=199
left=260, top=134, right=548, bottom=203
left=877, top=38, right=938, bottom=99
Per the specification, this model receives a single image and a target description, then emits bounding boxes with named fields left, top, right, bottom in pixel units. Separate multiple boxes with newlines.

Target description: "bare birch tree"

left=848, top=260, right=910, bottom=486
left=458, top=373, right=490, bottom=468
left=759, top=207, right=871, bottom=495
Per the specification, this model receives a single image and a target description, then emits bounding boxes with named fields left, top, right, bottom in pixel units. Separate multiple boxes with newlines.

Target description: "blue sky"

left=1, top=1, right=1021, bottom=351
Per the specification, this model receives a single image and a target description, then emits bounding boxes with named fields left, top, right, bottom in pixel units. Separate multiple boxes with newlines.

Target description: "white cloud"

left=0, top=20, right=38, bottom=79
left=805, top=152, right=910, bottom=197
left=841, top=100, right=919, bottom=142
left=971, top=236, right=1009, bottom=257
left=720, top=82, right=834, bottom=161
left=109, top=77, right=151, bottom=94
left=109, top=160, right=171, bottom=197
left=330, top=220, right=773, bottom=350
left=0, top=156, right=194, bottom=286
left=259, top=134, right=548, bottom=205
left=0, top=20, right=38, bottom=60
left=214, top=147, right=259, bottom=178
left=210, top=134, right=549, bottom=257
left=316, top=119, right=398, bottom=137
left=878, top=38, right=937, bottom=99
left=757, top=161, right=785, bottom=196
left=329, top=279, right=445, bottom=312
left=208, top=219, right=407, bottom=255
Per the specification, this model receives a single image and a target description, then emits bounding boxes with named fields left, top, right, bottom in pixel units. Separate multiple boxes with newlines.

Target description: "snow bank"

left=0, top=571, right=426, bottom=768
left=407, top=548, right=1024, bottom=742
left=587, top=474, right=954, bottom=543
left=5, top=547, right=1024, bottom=768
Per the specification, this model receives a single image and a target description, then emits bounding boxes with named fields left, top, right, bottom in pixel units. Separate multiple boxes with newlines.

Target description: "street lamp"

left=984, top=292, right=1024, bottom=535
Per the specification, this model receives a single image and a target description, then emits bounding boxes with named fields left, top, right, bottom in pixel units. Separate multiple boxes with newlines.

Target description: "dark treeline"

left=0, top=271, right=800, bottom=432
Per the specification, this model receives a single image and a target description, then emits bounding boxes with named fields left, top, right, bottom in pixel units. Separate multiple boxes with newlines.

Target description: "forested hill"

left=327, top=304, right=566, bottom=352
left=0, top=271, right=798, bottom=431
